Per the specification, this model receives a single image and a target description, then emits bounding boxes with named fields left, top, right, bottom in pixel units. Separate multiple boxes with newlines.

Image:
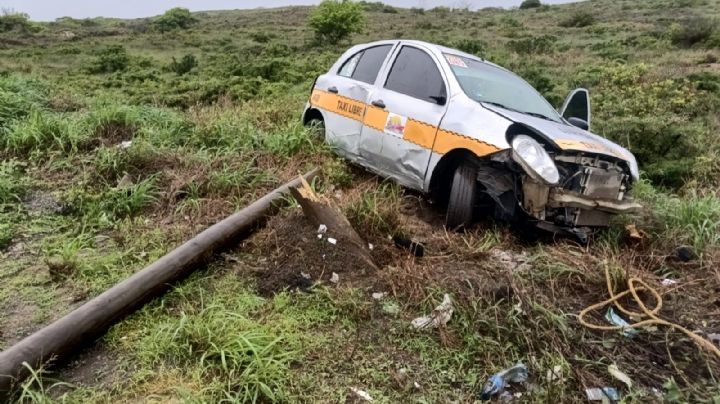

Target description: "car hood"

left=481, top=103, right=634, bottom=162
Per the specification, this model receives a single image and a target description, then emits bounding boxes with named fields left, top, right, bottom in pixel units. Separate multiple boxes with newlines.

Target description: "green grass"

left=1, top=0, right=720, bottom=402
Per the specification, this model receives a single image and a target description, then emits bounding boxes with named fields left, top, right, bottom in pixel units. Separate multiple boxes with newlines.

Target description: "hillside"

left=1, top=0, right=720, bottom=402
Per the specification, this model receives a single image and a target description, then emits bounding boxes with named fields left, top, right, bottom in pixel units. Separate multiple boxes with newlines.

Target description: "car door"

left=310, top=44, right=395, bottom=159
left=358, top=44, right=449, bottom=190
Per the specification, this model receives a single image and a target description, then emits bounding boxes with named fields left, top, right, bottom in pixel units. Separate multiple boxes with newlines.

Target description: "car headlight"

left=628, top=154, right=640, bottom=182
left=511, top=135, right=559, bottom=185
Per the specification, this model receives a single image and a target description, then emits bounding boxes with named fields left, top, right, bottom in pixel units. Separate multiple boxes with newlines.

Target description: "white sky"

left=1, top=0, right=581, bottom=21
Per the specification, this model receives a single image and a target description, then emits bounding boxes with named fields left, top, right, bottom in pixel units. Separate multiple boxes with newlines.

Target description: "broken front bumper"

left=547, top=188, right=643, bottom=214
left=522, top=179, right=642, bottom=228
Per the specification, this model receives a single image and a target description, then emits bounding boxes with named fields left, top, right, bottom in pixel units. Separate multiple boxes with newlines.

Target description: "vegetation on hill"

left=0, top=0, right=719, bottom=402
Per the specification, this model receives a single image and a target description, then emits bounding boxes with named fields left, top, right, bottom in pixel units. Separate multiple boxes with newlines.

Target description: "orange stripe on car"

left=310, top=89, right=500, bottom=157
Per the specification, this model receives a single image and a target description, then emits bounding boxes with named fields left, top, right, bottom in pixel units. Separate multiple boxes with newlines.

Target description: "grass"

left=0, top=0, right=719, bottom=402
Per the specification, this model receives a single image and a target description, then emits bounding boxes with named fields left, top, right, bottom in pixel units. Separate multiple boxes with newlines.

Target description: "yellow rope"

left=578, top=264, right=720, bottom=360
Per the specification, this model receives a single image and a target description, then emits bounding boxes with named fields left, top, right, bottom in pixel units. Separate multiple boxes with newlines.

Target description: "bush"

left=152, top=7, right=197, bottom=33
left=309, top=0, right=365, bottom=44
left=88, top=45, right=129, bottom=74
left=559, top=10, right=595, bottom=27
left=0, top=10, right=39, bottom=34
left=168, top=54, right=198, bottom=75
left=507, top=35, right=556, bottom=55
left=669, top=17, right=717, bottom=48
left=519, top=0, right=542, bottom=9
left=452, top=38, right=487, bottom=57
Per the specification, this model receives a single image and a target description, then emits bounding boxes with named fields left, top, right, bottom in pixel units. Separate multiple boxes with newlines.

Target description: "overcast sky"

left=1, top=0, right=582, bottom=21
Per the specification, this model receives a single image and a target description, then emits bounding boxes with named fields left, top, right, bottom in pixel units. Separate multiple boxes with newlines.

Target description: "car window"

left=385, top=46, right=446, bottom=103
left=444, top=53, right=561, bottom=122
left=338, top=51, right=361, bottom=78
left=351, top=45, right=392, bottom=84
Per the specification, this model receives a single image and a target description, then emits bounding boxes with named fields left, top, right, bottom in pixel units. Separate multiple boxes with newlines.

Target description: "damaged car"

left=302, top=40, right=641, bottom=239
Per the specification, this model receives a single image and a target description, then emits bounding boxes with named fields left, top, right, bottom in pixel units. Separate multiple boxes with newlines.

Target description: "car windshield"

left=443, top=54, right=561, bottom=122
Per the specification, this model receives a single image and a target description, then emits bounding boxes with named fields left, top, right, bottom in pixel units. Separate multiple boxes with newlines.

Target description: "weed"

left=559, top=10, right=595, bottom=27
left=0, top=159, right=27, bottom=205
left=669, top=16, right=718, bottom=48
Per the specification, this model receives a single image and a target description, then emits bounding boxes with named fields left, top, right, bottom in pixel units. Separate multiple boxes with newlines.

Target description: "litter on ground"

left=411, top=294, right=453, bottom=329
left=585, top=387, right=620, bottom=401
left=479, top=363, right=529, bottom=400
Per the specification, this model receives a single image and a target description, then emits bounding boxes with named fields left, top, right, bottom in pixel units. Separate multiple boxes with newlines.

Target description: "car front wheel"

left=445, top=162, right=477, bottom=230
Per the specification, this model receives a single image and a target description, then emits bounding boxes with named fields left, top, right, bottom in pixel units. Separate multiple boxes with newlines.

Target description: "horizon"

left=1, top=0, right=583, bottom=22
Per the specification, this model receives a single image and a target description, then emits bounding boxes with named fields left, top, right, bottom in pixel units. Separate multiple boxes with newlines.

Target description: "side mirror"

left=567, top=117, right=589, bottom=130
left=560, top=88, right=591, bottom=131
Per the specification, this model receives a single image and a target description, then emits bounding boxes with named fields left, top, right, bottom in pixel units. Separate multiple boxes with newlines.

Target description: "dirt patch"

left=50, top=343, right=120, bottom=393
left=94, top=122, right=136, bottom=146
left=252, top=212, right=386, bottom=296
left=0, top=302, right=39, bottom=349
left=23, top=190, right=63, bottom=216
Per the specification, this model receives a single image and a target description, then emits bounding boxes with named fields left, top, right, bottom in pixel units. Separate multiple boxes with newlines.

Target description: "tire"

left=445, top=162, right=478, bottom=230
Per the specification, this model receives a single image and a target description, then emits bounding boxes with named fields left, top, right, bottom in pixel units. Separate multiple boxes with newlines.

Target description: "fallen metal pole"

left=0, top=168, right=319, bottom=400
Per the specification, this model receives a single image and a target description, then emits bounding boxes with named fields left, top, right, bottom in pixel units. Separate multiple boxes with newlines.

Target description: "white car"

left=303, top=40, right=641, bottom=239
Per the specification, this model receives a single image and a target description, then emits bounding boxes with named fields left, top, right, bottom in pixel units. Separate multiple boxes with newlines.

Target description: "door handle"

left=328, top=86, right=339, bottom=94
left=371, top=99, right=385, bottom=109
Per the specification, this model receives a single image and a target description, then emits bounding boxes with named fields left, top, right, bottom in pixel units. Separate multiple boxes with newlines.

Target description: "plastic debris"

left=327, top=237, right=337, bottom=245
left=350, top=387, right=373, bottom=402
left=608, top=364, right=632, bottom=388
left=675, top=245, right=697, bottom=262
left=368, top=243, right=374, bottom=250
left=300, top=272, right=311, bottom=279
left=118, top=140, right=132, bottom=149
left=411, top=294, right=453, bottom=329
left=585, top=387, right=619, bottom=401
left=545, top=365, right=564, bottom=382
left=371, top=292, right=386, bottom=300
left=392, top=235, right=425, bottom=257
left=330, top=272, right=339, bottom=284
left=317, top=234, right=323, bottom=239
left=479, top=363, right=529, bottom=400
left=625, top=224, right=645, bottom=241
left=661, top=278, right=678, bottom=286
left=605, top=307, right=638, bottom=337
left=317, top=224, right=327, bottom=234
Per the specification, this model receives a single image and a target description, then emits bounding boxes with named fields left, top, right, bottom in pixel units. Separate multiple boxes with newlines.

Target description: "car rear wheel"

left=445, top=162, right=477, bottom=230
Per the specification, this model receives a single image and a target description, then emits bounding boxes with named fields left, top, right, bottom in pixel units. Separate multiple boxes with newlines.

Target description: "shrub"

left=308, top=0, right=365, bottom=44
left=669, top=17, right=717, bottom=48
left=168, top=53, right=198, bottom=75
left=88, top=45, right=129, bottom=74
left=0, top=10, right=39, bottom=34
left=453, top=38, right=487, bottom=57
left=519, top=0, right=542, bottom=9
left=559, top=10, right=595, bottom=27
left=152, top=7, right=197, bottom=33
left=507, top=35, right=556, bottom=55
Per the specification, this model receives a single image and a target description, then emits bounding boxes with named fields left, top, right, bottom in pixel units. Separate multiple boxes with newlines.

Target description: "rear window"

left=337, top=45, right=392, bottom=85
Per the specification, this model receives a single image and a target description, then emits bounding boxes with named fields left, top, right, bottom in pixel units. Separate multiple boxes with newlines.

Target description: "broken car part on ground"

left=303, top=40, right=642, bottom=239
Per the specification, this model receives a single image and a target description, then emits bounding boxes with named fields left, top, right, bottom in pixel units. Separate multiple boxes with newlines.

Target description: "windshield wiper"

left=521, top=111, right=555, bottom=122
left=482, top=101, right=558, bottom=122
left=482, top=101, right=521, bottom=113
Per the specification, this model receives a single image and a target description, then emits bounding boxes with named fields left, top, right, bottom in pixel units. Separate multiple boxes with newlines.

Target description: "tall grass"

left=635, top=180, right=720, bottom=250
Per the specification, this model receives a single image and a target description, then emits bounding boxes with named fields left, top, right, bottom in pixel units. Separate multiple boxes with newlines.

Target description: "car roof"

left=356, top=39, right=507, bottom=71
